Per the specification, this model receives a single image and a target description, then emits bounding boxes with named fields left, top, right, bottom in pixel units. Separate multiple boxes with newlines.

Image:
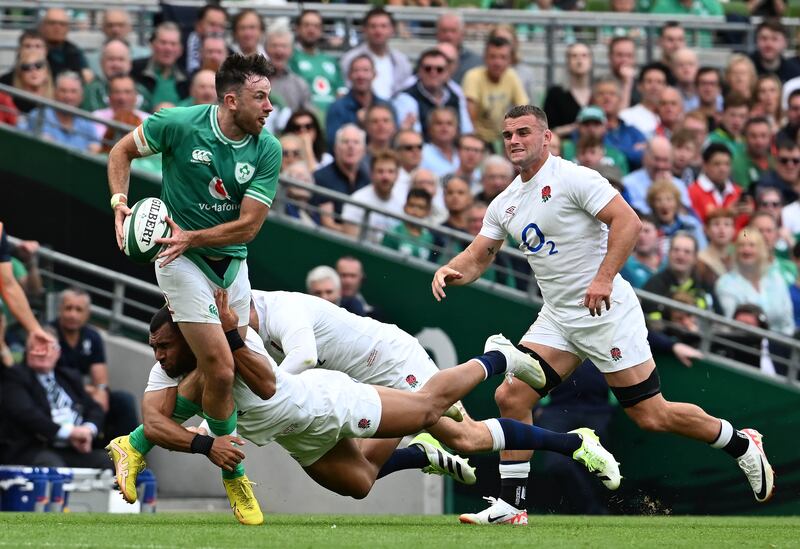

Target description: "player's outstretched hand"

left=584, top=276, right=613, bottom=317
left=26, top=328, right=56, bottom=357
left=156, top=216, right=192, bottom=267
left=113, top=203, right=132, bottom=250
left=673, top=342, right=703, bottom=367
left=214, top=289, right=239, bottom=332
left=209, top=435, right=246, bottom=471
left=431, top=266, right=463, bottom=302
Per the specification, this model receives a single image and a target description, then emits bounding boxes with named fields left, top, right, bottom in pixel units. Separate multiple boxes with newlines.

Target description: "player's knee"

left=203, top=360, right=235, bottom=388
left=420, top=406, right=443, bottom=431
left=345, top=475, right=374, bottom=499
left=494, top=382, right=535, bottom=416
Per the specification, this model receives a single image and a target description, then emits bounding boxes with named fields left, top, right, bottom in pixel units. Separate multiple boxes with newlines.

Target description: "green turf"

left=0, top=514, right=799, bottom=549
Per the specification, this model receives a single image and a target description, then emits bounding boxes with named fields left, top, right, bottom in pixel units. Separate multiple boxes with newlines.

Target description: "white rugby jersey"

left=251, top=290, right=418, bottom=382
left=479, top=154, right=622, bottom=311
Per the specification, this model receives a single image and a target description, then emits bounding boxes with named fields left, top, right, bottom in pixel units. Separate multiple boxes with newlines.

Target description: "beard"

left=233, top=107, right=262, bottom=137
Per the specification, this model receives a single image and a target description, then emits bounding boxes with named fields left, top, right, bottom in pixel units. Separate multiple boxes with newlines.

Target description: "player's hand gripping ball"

left=122, top=197, right=171, bottom=263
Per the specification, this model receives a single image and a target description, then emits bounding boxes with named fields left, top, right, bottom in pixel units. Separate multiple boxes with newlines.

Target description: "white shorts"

left=155, top=255, right=250, bottom=326
left=276, top=370, right=383, bottom=467
left=521, top=286, right=652, bottom=374
left=356, top=337, right=440, bottom=392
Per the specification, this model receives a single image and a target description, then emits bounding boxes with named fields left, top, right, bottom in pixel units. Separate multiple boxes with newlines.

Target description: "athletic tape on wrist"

left=225, top=328, right=245, bottom=352
left=190, top=434, right=215, bottom=456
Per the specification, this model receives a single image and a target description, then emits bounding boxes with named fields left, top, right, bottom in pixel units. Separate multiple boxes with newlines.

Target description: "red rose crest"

left=406, top=374, right=419, bottom=389
left=541, top=185, right=552, bottom=202
left=610, top=347, right=622, bottom=361
left=358, top=418, right=371, bottom=429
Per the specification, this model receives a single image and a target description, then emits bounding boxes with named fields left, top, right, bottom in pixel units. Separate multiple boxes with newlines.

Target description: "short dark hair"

left=150, top=306, right=175, bottom=333
left=577, top=134, right=604, bottom=153
left=233, top=8, right=264, bottom=34
left=197, top=4, right=228, bottom=23
left=485, top=36, right=512, bottom=51
left=723, top=92, right=749, bottom=110
left=756, top=18, right=787, bottom=39
left=363, top=7, right=394, bottom=27
left=504, top=105, right=548, bottom=128
left=608, top=36, right=634, bottom=55
left=18, top=28, right=43, bottom=46
left=638, top=62, right=669, bottom=84
left=638, top=212, right=658, bottom=226
left=349, top=53, right=374, bottom=71
left=407, top=188, right=432, bottom=207
left=416, top=48, right=448, bottom=72
left=733, top=303, right=769, bottom=329
left=215, top=53, right=275, bottom=99
left=775, top=137, right=800, bottom=152
left=297, top=9, right=322, bottom=26
left=744, top=116, right=770, bottom=133
left=695, top=66, right=720, bottom=85
left=370, top=149, right=399, bottom=170
left=458, top=133, right=486, bottom=150
left=702, top=142, right=732, bottom=163
left=107, top=74, right=134, bottom=94
left=787, top=88, right=800, bottom=105
left=661, top=21, right=682, bottom=35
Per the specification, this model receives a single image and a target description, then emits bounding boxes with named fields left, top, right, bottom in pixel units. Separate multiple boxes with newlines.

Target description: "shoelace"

left=738, top=458, right=757, bottom=477
left=578, top=448, right=606, bottom=473
left=481, top=496, right=500, bottom=506
left=232, top=480, right=258, bottom=510
left=504, top=373, right=516, bottom=385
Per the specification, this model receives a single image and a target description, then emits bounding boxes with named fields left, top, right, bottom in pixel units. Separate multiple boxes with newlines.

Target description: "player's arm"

left=585, top=194, right=642, bottom=316
left=271, top=311, right=318, bottom=375
left=0, top=261, right=53, bottom=350
left=431, top=234, right=504, bottom=301
left=108, top=127, right=148, bottom=249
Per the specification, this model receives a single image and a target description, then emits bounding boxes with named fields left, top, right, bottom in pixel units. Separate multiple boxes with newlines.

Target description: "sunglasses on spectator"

left=421, top=65, right=446, bottom=74
left=283, top=149, right=301, bottom=158
left=778, top=157, right=800, bottom=165
left=293, top=123, right=314, bottom=131
left=20, top=61, right=46, bottom=72
left=758, top=201, right=781, bottom=207
left=398, top=143, right=423, bottom=151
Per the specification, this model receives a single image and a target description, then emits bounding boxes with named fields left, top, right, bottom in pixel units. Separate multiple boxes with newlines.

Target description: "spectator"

left=1, top=329, right=109, bottom=468
left=650, top=0, right=723, bottom=48
left=408, top=168, right=446, bottom=224
left=132, top=22, right=189, bottom=107
left=463, top=36, right=529, bottom=149
left=671, top=47, right=699, bottom=111
left=575, top=135, right=605, bottom=170
left=682, top=110, right=710, bottom=163
left=435, top=12, right=482, bottom=84
left=600, top=0, right=640, bottom=44
left=620, top=62, right=669, bottom=139
left=621, top=213, right=665, bottom=288
left=654, top=86, right=684, bottom=139
left=751, top=74, right=784, bottom=131
left=670, top=128, right=700, bottom=186
left=450, top=133, right=486, bottom=192
left=230, top=9, right=265, bottom=58
left=434, top=42, right=472, bottom=121
left=749, top=0, right=786, bottom=17
left=305, top=265, right=365, bottom=316
left=265, top=21, right=313, bottom=119
left=184, top=4, right=228, bottom=76
left=0, top=30, right=47, bottom=86
left=696, top=207, right=736, bottom=288
left=325, top=55, right=393, bottom=151
left=487, top=25, right=536, bottom=105
left=280, top=134, right=307, bottom=173
left=749, top=210, right=797, bottom=285
left=732, top=117, right=773, bottom=192
left=0, top=223, right=53, bottom=355
left=10, top=49, right=54, bottom=114
left=776, top=89, right=800, bottom=143
left=748, top=19, right=800, bottom=83
left=179, top=69, right=217, bottom=106
left=382, top=189, right=436, bottom=261
left=475, top=154, right=514, bottom=204
left=393, top=129, right=425, bottom=190
left=39, top=8, right=92, bottom=83
left=92, top=75, right=150, bottom=150
left=790, top=242, right=800, bottom=332
left=711, top=303, right=776, bottom=373
left=281, top=161, right=318, bottom=228
left=782, top=185, right=800, bottom=243
left=18, top=71, right=99, bottom=153
left=694, top=67, right=724, bottom=129
left=440, top=175, right=473, bottom=235
left=543, top=43, right=593, bottom=138
left=364, top=104, right=398, bottom=163
left=754, top=187, right=794, bottom=253
left=52, top=289, right=138, bottom=442
left=548, top=132, right=562, bottom=157
left=562, top=107, right=630, bottom=175
left=646, top=178, right=707, bottom=256
left=606, top=36, right=638, bottom=110
left=592, top=76, right=647, bottom=170
left=194, top=35, right=227, bottom=75
left=643, top=231, right=718, bottom=321
left=707, top=93, right=749, bottom=160
left=335, top=256, right=380, bottom=318
left=87, top=10, right=150, bottom=77
left=312, top=124, right=370, bottom=232
left=82, top=39, right=152, bottom=113
left=658, top=22, right=687, bottom=71
left=661, top=291, right=702, bottom=348
left=756, top=139, right=800, bottom=205
left=341, top=150, right=405, bottom=242
left=715, top=229, right=794, bottom=336
left=284, top=109, right=332, bottom=172
left=340, top=8, right=412, bottom=100
left=290, top=9, right=344, bottom=116
left=420, top=107, right=460, bottom=177
left=393, top=48, right=472, bottom=138
left=689, top=143, right=749, bottom=226
left=623, top=135, right=692, bottom=214
left=724, top=54, right=758, bottom=104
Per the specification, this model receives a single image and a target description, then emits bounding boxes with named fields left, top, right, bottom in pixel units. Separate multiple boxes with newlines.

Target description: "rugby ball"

left=122, top=197, right=171, bottom=263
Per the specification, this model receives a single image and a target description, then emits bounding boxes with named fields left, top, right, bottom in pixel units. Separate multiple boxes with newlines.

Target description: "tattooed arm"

left=432, top=235, right=505, bottom=301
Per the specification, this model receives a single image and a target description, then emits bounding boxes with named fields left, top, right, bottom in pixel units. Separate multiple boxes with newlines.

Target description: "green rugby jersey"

left=140, top=104, right=281, bottom=261
left=289, top=49, right=344, bottom=115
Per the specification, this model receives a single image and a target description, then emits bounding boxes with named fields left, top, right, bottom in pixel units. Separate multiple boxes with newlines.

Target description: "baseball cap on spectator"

left=577, top=105, right=607, bottom=124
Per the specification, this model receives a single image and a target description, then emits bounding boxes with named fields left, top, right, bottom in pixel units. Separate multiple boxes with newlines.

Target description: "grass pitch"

left=0, top=513, right=798, bottom=549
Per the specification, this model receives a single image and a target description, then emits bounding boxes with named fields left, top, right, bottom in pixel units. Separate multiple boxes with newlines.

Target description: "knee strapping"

left=610, top=368, right=662, bottom=408
left=515, top=345, right=562, bottom=397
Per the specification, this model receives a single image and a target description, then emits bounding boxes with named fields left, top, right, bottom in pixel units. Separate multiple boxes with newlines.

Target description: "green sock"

left=203, top=407, right=244, bottom=480
left=174, top=395, right=203, bottom=423
left=222, top=463, right=245, bottom=480
left=128, top=425, right=154, bottom=455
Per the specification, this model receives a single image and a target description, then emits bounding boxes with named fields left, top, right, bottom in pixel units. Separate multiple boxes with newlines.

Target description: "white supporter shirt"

left=252, top=290, right=417, bottom=382
left=144, top=328, right=319, bottom=447
left=479, top=154, right=620, bottom=313
left=341, top=184, right=406, bottom=243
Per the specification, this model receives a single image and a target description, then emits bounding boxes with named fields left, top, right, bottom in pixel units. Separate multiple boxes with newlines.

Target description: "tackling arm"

left=431, top=234, right=505, bottom=301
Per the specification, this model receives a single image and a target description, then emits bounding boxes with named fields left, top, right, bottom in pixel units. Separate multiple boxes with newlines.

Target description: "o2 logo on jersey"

left=208, top=177, right=230, bottom=201
left=521, top=223, right=558, bottom=256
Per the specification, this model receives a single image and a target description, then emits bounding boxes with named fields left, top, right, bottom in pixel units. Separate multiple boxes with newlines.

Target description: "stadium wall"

left=1, top=128, right=798, bottom=515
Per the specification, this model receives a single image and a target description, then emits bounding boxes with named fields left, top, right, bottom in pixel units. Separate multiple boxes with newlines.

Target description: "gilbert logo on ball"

left=122, top=197, right=171, bottom=263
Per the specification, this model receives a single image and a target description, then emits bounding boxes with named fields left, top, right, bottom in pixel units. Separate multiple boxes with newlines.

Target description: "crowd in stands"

left=1, top=1, right=800, bottom=470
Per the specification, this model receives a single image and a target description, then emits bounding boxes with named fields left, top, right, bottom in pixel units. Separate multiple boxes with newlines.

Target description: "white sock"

left=482, top=418, right=505, bottom=451
left=710, top=419, right=733, bottom=448
left=499, top=461, right=531, bottom=479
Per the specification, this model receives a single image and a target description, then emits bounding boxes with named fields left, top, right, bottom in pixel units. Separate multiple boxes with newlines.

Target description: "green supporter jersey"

left=561, top=141, right=630, bottom=175
left=382, top=223, right=435, bottom=261
left=289, top=48, right=344, bottom=116
left=140, top=104, right=281, bottom=261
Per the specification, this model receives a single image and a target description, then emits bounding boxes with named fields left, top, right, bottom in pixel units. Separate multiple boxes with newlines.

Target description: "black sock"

left=376, top=446, right=428, bottom=479
left=474, top=350, right=507, bottom=378
left=722, top=430, right=751, bottom=459
left=499, top=460, right=528, bottom=510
